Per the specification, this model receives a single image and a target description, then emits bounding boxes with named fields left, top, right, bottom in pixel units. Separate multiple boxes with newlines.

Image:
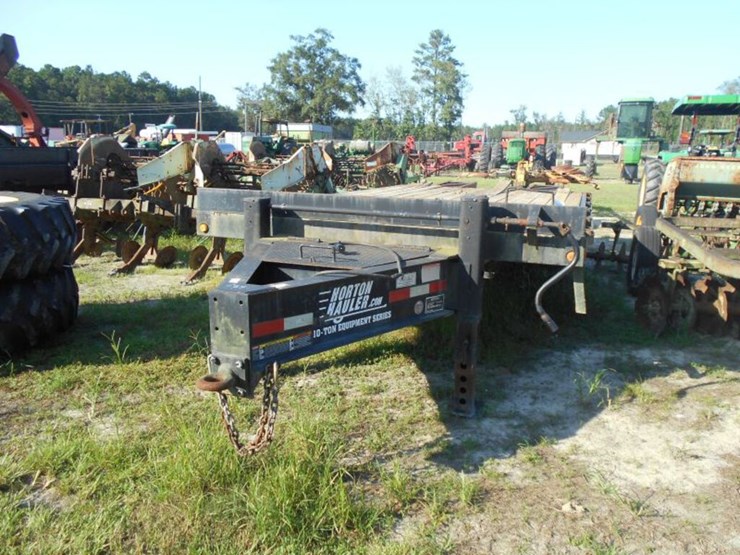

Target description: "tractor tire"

left=0, top=192, right=76, bottom=282
left=489, top=143, right=504, bottom=171
left=545, top=143, right=557, bottom=169
left=0, top=266, right=79, bottom=355
left=476, top=144, right=491, bottom=172
left=638, top=158, right=665, bottom=209
left=626, top=225, right=662, bottom=296
left=533, top=145, right=546, bottom=171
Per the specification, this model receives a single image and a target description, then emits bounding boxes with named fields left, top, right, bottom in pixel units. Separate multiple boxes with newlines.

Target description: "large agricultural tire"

left=476, top=144, right=491, bottom=172
left=489, top=143, right=504, bottom=171
left=637, top=158, right=665, bottom=209
left=545, top=143, right=557, bottom=169
left=0, top=266, right=79, bottom=355
left=626, top=225, right=662, bottom=296
left=0, top=192, right=76, bottom=282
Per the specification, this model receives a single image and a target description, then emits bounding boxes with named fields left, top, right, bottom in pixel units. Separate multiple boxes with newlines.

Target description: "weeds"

left=380, top=461, right=419, bottom=511
left=187, top=329, right=210, bottom=355
left=569, top=532, right=624, bottom=554
left=518, top=437, right=555, bottom=465
left=456, top=472, right=479, bottom=506
left=588, top=470, right=655, bottom=517
left=619, top=380, right=655, bottom=405
left=575, top=368, right=612, bottom=407
left=101, top=330, right=130, bottom=365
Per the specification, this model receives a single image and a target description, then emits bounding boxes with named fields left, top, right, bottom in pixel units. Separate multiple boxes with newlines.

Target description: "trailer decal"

left=252, top=330, right=313, bottom=360
left=319, top=280, right=386, bottom=323
left=252, top=311, right=314, bottom=339
left=421, top=263, right=441, bottom=283
left=389, top=279, right=447, bottom=303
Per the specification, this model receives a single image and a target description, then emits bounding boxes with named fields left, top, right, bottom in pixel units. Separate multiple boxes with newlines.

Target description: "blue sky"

left=4, top=0, right=738, bottom=127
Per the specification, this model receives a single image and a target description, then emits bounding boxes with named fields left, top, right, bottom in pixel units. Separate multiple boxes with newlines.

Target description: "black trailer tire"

left=0, top=192, right=76, bottom=282
left=489, top=143, right=503, bottom=171
left=545, top=143, right=557, bottom=169
left=627, top=225, right=662, bottom=296
left=638, top=158, right=665, bottom=208
left=0, top=266, right=79, bottom=355
left=476, top=144, right=491, bottom=172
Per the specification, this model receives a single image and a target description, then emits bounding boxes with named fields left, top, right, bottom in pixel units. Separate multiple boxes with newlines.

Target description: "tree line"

left=2, top=29, right=738, bottom=144
left=0, top=65, right=239, bottom=133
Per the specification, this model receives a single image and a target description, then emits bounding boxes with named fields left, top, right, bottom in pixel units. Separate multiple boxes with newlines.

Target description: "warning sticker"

left=252, top=331, right=313, bottom=361
left=425, top=294, right=445, bottom=314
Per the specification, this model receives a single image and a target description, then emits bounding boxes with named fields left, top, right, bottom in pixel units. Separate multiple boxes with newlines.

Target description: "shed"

left=560, top=130, right=620, bottom=165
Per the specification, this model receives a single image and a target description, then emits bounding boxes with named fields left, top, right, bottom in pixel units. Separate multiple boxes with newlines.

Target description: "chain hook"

left=200, top=362, right=279, bottom=456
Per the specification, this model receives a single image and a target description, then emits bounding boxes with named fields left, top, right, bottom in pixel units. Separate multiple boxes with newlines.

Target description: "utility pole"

left=198, top=76, right=203, bottom=133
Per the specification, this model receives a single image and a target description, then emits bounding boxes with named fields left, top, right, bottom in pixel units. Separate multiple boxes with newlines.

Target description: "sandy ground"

left=419, top=343, right=740, bottom=554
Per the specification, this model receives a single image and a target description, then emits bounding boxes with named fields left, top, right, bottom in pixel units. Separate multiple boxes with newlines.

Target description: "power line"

left=28, top=100, right=217, bottom=108
left=32, top=108, right=236, bottom=117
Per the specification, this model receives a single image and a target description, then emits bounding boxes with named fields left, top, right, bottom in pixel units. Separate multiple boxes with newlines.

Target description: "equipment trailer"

left=195, top=182, right=592, bottom=454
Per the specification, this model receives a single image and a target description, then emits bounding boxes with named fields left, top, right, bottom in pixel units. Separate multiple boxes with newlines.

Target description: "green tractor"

left=628, top=94, right=740, bottom=336
left=657, top=94, right=740, bottom=163
left=615, top=97, right=656, bottom=183
left=246, top=119, right=298, bottom=159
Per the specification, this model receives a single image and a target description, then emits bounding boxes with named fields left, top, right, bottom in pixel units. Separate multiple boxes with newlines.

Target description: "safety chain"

left=216, top=362, right=279, bottom=456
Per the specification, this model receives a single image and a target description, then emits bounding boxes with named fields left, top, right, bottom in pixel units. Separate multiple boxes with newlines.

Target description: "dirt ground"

left=428, top=342, right=739, bottom=554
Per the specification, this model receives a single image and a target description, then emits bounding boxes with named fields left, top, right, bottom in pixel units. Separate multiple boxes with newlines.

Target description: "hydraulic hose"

left=534, top=230, right=580, bottom=334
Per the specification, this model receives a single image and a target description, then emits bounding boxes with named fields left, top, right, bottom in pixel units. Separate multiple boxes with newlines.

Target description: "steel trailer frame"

left=196, top=186, right=591, bottom=417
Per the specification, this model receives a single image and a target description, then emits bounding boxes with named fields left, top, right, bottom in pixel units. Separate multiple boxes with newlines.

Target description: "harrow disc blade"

left=636, top=280, right=669, bottom=336
left=188, top=245, right=208, bottom=270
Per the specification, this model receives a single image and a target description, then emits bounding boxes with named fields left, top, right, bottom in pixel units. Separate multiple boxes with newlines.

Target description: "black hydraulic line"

left=534, top=230, right=581, bottom=334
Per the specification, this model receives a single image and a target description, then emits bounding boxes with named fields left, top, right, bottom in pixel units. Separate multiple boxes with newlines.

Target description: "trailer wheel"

left=489, top=143, right=503, bottom=171
left=627, top=225, right=662, bottom=296
left=0, top=267, right=79, bottom=355
left=476, top=144, right=491, bottom=172
left=545, top=143, right=557, bottom=169
left=638, top=158, right=665, bottom=209
left=0, top=192, right=76, bottom=281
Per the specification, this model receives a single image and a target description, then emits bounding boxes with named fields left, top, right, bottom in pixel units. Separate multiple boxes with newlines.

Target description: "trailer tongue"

left=194, top=183, right=592, bottom=454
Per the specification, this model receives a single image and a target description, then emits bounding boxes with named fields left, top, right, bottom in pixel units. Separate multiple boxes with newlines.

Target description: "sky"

left=4, top=0, right=739, bottom=127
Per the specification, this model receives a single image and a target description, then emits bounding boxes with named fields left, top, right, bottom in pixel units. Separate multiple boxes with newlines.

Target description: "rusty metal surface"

left=364, top=141, right=400, bottom=171
left=261, top=145, right=334, bottom=192
left=656, top=217, right=740, bottom=279
left=660, top=156, right=740, bottom=216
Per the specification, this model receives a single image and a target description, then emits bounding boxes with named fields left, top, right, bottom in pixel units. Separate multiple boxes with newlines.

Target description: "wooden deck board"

left=349, top=181, right=585, bottom=207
